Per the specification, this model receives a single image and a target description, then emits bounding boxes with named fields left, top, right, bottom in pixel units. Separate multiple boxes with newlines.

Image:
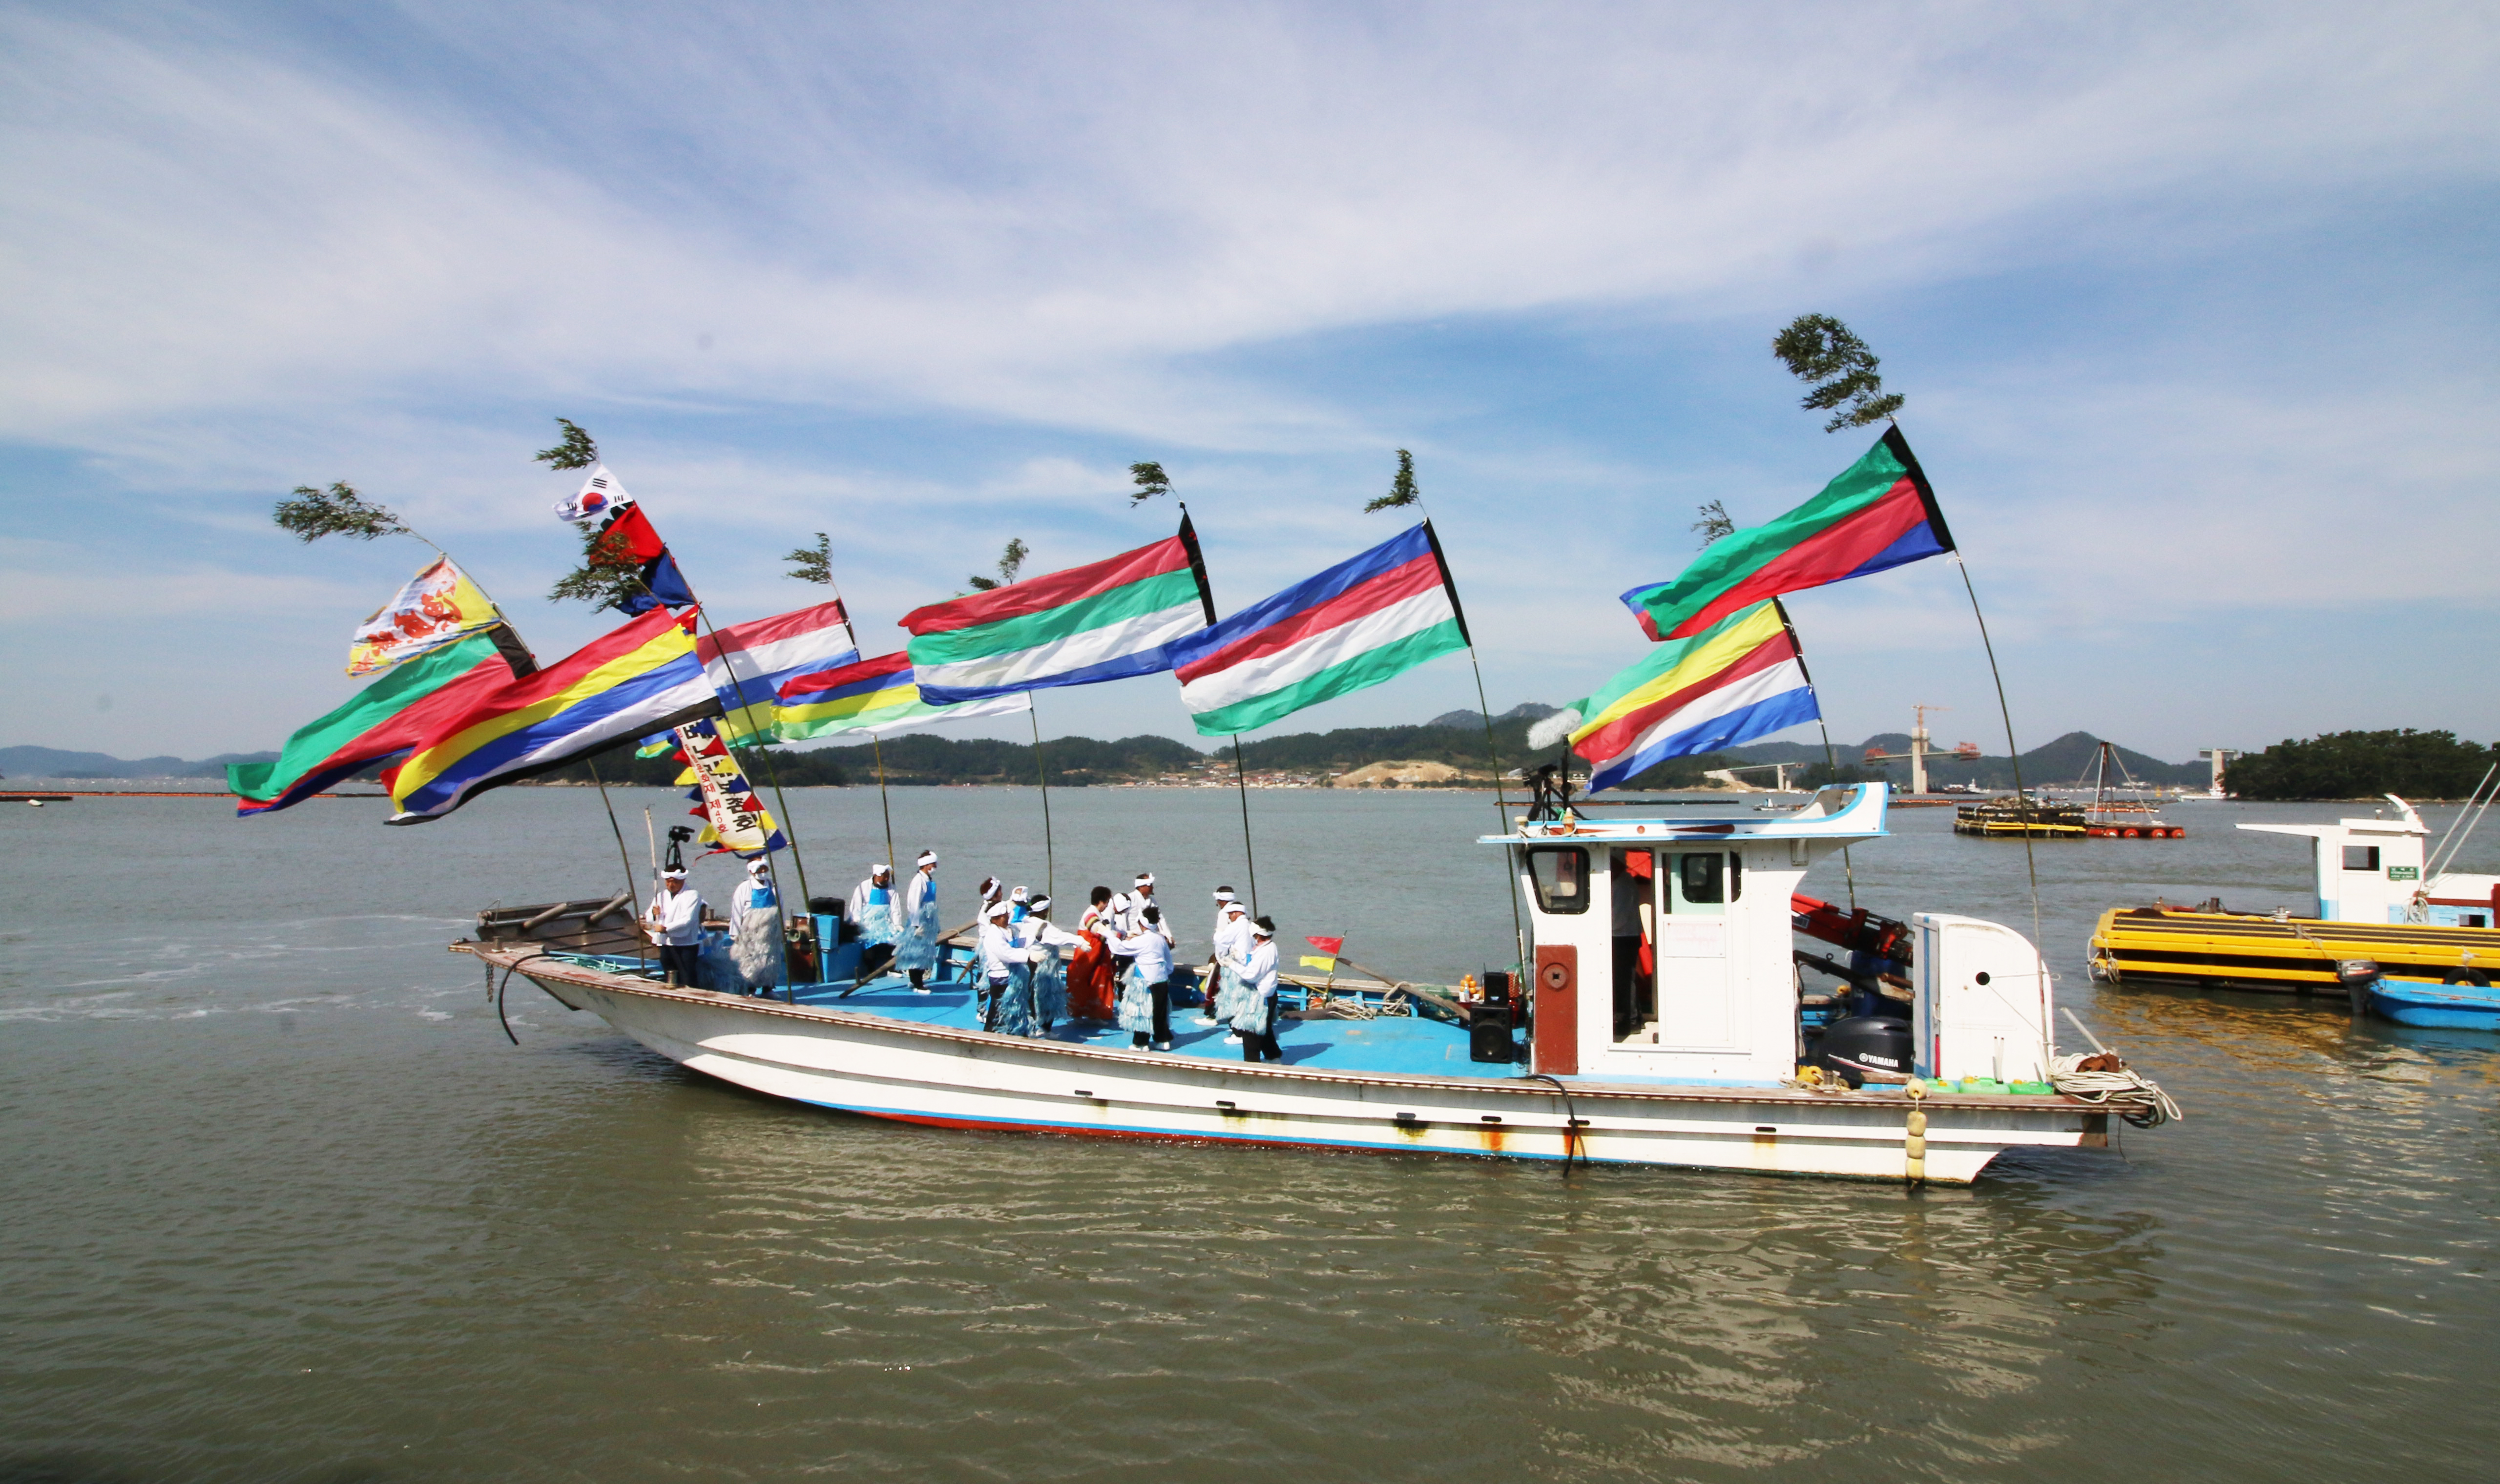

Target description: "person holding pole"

left=729, top=858, right=786, bottom=995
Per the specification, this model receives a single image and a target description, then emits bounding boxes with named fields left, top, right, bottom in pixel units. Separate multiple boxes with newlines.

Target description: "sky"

left=3, top=0, right=2495, bottom=766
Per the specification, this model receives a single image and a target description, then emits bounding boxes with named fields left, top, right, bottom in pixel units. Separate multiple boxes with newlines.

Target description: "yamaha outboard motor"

left=1814, top=1014, right=1913, bottom=1088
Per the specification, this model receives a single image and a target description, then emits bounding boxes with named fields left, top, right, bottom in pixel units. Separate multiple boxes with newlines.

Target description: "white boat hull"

left=480, top=948, right=2113, bottom=1185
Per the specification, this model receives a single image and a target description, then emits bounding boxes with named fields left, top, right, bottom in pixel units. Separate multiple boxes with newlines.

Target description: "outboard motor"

left=2336, top=958, right=2382, bottom=1019
left=1814, top=1014, right=1914, bottom=1088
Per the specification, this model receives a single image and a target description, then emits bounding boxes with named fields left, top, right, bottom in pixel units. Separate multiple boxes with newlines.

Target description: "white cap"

left=917, top=850, right=937, bottom=866
left=873, top=862, right=891, bottom=875
left=1134, top=872, right=1155, bottom=888
left=746, top=859, right=771, bottom=875
left=1011, top=885, right=1029, bottom=902
left=981, top=899, right=1010, bottom=919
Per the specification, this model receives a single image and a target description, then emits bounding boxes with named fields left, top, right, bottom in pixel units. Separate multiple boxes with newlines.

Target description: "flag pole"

left=1029, top=704, right=1055, bottom=902
left=1953, top=554, right=2043, bottom=951
left=1176, top=501, right=1255, bottom=913
left=1771, top=598, right=1856, bottom=911
left=872, top=731, right=896, bottom=882
left=1230, top=735, right=1261, bottom=915
left=1419, top=518, right=1529, bottom=983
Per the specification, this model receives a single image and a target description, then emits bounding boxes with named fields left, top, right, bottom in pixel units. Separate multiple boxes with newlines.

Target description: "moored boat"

left=2090, top=795, right=2500, bottom=995
left=458, top=783, right=2173, bottom=1184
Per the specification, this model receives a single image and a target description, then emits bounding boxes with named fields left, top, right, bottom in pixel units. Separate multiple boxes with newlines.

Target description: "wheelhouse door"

left=1654, top=850, right=1740, bottom=1051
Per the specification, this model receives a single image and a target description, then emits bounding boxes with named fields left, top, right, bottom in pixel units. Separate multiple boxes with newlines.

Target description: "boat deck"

left=782, top=967, right=1526, bottom=1081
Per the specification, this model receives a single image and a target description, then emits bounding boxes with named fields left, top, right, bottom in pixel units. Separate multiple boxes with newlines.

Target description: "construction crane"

left=1862, top=703, right=1981, bottom=796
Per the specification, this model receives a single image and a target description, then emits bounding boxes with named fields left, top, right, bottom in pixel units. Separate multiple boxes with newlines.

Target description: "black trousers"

left=1131, top=979, right=1173, bottom=1047
left=1240, top=1028, right=1282, bottom=1062
left=658, top=943, right=702, bottom=987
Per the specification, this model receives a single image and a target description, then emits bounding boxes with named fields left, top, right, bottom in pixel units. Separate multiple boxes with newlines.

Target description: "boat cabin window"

left=1526, top=847, right=1590, bottom=913
left=2343, top=845, right=2381, bottom=871
left=1667, top=851, right=1737, bottom=909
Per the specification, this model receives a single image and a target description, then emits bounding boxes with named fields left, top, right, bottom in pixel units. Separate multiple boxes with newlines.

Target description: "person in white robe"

left=1020, top=894, right=1086, bottom=1032
left=1106, top=905, right=1175, bottom=1050
left=644, top=866, right=705, bottom=989
left=848, top=865, right=900, bottom=947
left=729, top=858, right=787, bottom=994
left=1209, top=898, right=1253, bottom=1030
left=896, top=850, right=942, bottom=990
left=977, top=899, right=1038, bottom=1034
left=1225, top=915, right=1284, bottom=1062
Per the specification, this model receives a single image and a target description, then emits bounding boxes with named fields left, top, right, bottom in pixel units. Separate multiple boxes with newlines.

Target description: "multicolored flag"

left=696, top=598, right=860, bottom=742
left=672, top=715, right=786, bottom=858
left=773, top=651, right=1030, bottom=740
left=346, top=556, right=506, bottom=676
left=1620, top=426, right=1953, bottom=641
left=229, top=630, right=531, bottom=816
left=384, top=608, right=720, bottom=822
left=1567, top=601, right=1819, bottom=792
left=1165, top=522, right=1467, bottom=737
left=898, top=521, right=1214, bottom=704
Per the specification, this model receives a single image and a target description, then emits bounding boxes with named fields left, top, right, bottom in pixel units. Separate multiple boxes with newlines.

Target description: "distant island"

left=25, top=723, right=2483, bottom=800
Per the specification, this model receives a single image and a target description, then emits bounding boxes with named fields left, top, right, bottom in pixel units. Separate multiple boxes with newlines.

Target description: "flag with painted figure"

left=672, top=715, right=786, bottom=858
left=1566, top=600, right=1820, bottom=793
left=897, top=520, right=1215, bottom=704
left=772, top=651, right=1030, bottom=739
left=231, top=629, right=532, bottom=816
left=696, top=598, right=859, bottom=742
left=384, top=607, right=720, bottom=822
left=1164, top=522, right=1468, bottom=737
left=346, top=556, right=508, bottom=676
left=1620, top=425, right=1955, bottom=641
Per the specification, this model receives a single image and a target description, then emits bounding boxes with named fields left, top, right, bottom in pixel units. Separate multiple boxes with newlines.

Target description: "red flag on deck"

left=1306, top=935, right=1345, bottom=956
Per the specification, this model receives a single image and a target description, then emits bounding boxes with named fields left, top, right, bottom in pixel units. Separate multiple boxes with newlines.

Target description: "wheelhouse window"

left=2343, top=845, right=2381, bottom=871
left=1526, top=847, right=1590, bottom=913
left=1678, top=851, right=1725, bottom=905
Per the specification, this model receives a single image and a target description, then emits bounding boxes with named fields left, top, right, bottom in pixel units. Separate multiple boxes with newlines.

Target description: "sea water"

left=2, top=786, right=2496, bottom=1482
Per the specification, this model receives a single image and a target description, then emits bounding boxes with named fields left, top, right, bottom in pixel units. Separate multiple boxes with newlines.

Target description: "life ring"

left=2442, top=969, right=2492, bottom=989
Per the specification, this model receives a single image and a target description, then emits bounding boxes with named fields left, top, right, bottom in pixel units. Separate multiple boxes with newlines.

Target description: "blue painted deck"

left=786, top=963, right=1528, bottom=1079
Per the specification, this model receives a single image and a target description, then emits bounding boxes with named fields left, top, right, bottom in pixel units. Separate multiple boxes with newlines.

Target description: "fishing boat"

left=2364, top=977, right=2500, bottom=1030
left=2089, top=793, right=2500, bottom=995
left=455, top=783, right=2174, bottom=1184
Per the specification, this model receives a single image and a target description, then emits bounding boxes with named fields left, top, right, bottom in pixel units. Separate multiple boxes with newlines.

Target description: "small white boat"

left=460, top=784, right=2168, bottom=1184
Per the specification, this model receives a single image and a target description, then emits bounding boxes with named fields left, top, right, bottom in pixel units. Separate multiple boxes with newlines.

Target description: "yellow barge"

left=2090, top=797, right=2500, bottom=994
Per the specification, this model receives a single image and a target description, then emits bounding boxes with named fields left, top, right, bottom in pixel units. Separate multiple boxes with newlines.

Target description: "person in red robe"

left=1069, top=885, right=1119, bottom=1019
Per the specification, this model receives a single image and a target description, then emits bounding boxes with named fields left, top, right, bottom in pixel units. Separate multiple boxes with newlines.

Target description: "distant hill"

left=1711, top=731, right=2204, bottom=790
left=0, top=745, right=277, bottom=780
left=5, top=718, right=2205, bottom=794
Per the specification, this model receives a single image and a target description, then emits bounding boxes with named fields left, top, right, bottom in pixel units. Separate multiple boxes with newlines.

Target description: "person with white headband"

left=1126, top=872, right=1158, bottom=933
left=1225, top=915, right=1284, bottom=1063
left=729, top=857, right=786, bottom=995
left=977, top=898, right=1038, bottom=1033
left=847, top=863, right=900, bottom=978
left=1206, top=894, right=1253, bottom=1031
left=1019, top=894, right=1087, bottom=1033
left=896, top=850, right=942, bottom=992
left=1107, top=903, right=1175, bottom=1051
left=643, top=865, right=705, bottom=989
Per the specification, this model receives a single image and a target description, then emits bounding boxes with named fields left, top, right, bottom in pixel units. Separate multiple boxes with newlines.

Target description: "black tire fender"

left=2441, top=969, right=2491, bottom=989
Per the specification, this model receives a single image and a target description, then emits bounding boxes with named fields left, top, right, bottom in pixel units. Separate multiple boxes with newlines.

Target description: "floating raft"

left=2089, top=907, right=2499, bottom=993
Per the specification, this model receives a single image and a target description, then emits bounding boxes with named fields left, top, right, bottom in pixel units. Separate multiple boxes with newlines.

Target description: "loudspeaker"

left=1468, top=1003, right=1516, bottom=1062
left=1482, top=970, right=1513, bottom=1006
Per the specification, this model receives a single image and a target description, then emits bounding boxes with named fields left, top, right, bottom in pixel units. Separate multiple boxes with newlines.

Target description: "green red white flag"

left=1621, top=426, right=1953, bottom=641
